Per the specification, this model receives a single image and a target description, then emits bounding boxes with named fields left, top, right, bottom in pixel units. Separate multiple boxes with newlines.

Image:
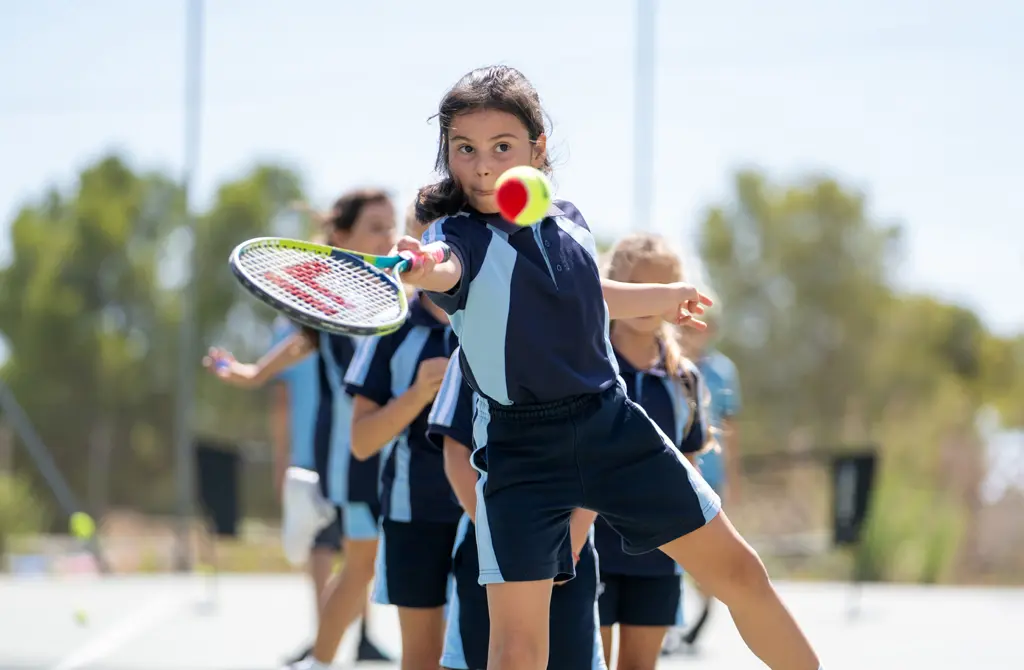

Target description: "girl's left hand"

left=663, top=282, right=713, bottom=330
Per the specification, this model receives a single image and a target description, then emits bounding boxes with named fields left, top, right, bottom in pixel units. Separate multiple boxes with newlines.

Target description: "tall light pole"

left=632, top=0, right=656, bottom=232
left=173, top=0, right=204, bottom=572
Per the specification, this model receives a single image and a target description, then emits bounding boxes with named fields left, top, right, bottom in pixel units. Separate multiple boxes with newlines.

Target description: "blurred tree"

left=698, top=170, right=902, bottom=449
left=0, top=154, right=305, bottom=521
left=698, top=169, right=1024, bottom=583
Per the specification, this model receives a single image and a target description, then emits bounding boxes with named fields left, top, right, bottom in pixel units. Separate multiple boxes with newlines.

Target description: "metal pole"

left=0, top=380, right=110, bottom=573
left=173, top=0, right=204, bottom=573
left=632, top=0, right=656, bottom=232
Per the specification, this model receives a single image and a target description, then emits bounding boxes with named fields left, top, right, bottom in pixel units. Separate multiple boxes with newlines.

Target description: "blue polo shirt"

left=594, top=349, right=709, bottom=577
left=695, top=349, right=741, bottom=488
left=271, top=317, right=319, bottom=470
left=344, top=295, right=462, bottom=523
left=314, top=331, right=386, bottom=507
left=421, top=200, right=618, bottom=406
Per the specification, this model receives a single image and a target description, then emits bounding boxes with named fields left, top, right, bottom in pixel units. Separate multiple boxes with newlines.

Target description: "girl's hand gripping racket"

left=228, top=237, right=450, bottom=336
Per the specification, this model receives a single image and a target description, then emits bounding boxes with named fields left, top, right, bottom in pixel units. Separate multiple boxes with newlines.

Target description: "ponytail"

left=656, top=324, right=698, bottom=437
left=416, top=178, right=467, bottom=224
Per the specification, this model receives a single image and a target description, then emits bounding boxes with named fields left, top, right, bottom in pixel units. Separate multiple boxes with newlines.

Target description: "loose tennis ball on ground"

left=74, top=608, right=88, bottom=626
left=69, top=512, right=95, bottom=540
left=495, top=166, right=552, bottom=226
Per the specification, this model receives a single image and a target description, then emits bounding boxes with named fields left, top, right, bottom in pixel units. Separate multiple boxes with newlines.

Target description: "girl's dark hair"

left=417, top=65, right=552, bottom=223
left=325, top=188, right=391, bottom=234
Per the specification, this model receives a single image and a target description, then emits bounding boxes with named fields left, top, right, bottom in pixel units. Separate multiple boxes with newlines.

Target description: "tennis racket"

left=228, top=237, right=450, bottom=336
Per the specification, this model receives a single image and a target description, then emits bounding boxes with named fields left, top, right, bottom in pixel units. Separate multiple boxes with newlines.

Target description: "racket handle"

left=424, top=243, right=451, bottom=264
left=398, top=243, right=451, bottom=272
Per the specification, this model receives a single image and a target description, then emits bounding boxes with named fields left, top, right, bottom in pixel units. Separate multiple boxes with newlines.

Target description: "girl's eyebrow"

left=450, top=132, right=520, bottom=143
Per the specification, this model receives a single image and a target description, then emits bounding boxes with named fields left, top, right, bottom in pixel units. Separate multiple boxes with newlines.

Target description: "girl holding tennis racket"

left=392, top=65, right=823, bottom=670
left=595, top=233, right=715, bottom=670
left=204, top=189, right=396, bottom=667
left=428, top=349, right=606, bottom=670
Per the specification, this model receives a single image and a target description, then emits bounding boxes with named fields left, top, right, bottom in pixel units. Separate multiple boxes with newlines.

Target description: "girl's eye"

left=457, top=145, right=474, bottom=154
left=495, top=143, right=511, bottom=153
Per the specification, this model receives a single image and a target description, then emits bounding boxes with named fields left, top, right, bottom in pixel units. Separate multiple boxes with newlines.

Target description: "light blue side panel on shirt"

left=453, top=230, right=517, bottom=405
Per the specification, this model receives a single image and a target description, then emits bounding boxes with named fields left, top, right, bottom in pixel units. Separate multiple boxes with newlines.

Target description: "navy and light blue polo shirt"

left=271, top=317, right=319, bottom=470
left=421, top=200, right=619, bottom=406
left=313, top=330, right=375, bottom=505
left=594, top=349, right=709, bottom=577
left=344, top=294, right=462, bottom=524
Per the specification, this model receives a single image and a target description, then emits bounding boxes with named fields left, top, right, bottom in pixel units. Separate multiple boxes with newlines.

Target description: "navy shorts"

left=442, top=517, right=603, bottom=670
left=473, top=383, right=720, bottom=584
left=313, top=507, right=344, bottom=551
left=598, top=572, right=682, bottom=627
left=373, top=519, right=460, bottom=608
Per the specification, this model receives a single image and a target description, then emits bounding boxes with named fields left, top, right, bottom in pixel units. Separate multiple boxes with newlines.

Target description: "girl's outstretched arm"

left=602, top=279, right=713, bottom=327
left=203, top=330, right=316, bottom=389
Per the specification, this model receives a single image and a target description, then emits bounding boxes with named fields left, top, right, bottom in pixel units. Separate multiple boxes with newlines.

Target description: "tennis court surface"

left=2, top=574, right=1021, bottom=669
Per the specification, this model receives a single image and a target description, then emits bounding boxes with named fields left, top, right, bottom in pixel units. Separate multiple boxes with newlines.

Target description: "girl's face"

left=447, top=109, right=546, bottom=214
left=330, top=200, right=397, bottom=256
left=616, top=260, right=680, bottom=335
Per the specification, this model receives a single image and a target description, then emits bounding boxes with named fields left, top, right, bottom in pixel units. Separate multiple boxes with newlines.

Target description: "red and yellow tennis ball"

left=495, top=166, right=552, bottom=226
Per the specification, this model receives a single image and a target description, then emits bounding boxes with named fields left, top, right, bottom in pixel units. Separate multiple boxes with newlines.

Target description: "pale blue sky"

left=2, top=0, right=1022, bottom=336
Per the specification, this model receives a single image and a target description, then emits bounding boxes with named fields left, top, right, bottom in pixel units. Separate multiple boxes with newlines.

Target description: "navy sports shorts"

left=598, top=572, right=682, bottom=627
left=373, top=519, right=460, bottom=608
left=473, top=382, right=720, bottom=584
left=442, top=517, right=604, bottom=670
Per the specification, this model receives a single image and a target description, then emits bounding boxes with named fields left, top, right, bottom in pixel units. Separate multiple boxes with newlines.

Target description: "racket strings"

left=238, top=245, right=403, bottom=327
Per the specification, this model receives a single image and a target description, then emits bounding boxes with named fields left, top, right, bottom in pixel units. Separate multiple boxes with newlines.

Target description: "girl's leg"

left=599, top=626, right=614, bottom=669
left=485, top=579, right=554, bottom=670
left=309, top=537, right=378, bottom=663
left=615, top=625, right=667, bottom=670
left=397, top=606, right=447, bottom=670
left=659, top=512, right=819, bottom=670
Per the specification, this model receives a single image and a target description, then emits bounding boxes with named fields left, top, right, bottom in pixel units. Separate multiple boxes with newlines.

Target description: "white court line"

left=49, top=595, right=187, bottom=670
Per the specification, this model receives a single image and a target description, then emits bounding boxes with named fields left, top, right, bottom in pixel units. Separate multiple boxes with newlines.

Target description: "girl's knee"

left=491, top=635, right=546, bottom=670
left=709, top=543, right=772, bottom=604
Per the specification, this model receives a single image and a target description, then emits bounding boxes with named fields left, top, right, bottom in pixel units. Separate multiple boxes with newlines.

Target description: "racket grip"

left=424, top=243, right=451, bottom=264
left=400, top=243, right=451, bottom=272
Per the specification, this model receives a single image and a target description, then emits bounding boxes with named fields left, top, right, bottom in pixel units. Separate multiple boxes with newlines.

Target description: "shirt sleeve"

left=720, top=355, right=741, bottom=417
left=420, top=215, right=480, bottom=315
left=678, top=368, right=710, bottom=454
left=426, top=349, right=475, bottom=449
left=343, top=335, right=394, bottom=406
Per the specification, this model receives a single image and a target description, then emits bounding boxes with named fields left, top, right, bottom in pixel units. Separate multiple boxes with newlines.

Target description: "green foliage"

left=700, top=171, right=902, bottom=448
left=0, top=154, right=306, bottom=517
left=698, top=170, right=1019, bottom=583
left=0, top=472, right=50, bottom=556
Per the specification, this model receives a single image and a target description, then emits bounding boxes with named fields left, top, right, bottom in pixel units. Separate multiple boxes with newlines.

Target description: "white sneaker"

left=282, top=657, right=329, bottom=670
left=281, top=467, right=335, bottom=566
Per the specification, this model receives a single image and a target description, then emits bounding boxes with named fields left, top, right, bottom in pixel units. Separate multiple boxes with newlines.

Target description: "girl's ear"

left=531, top=133, right=548, bottom=169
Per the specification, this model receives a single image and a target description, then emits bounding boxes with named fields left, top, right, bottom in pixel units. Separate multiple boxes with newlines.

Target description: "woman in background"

left=204, top=189, right=396, bottom=667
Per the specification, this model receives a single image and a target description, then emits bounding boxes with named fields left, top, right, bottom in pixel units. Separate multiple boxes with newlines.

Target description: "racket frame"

left=228, top=237, right=447, bottom=337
